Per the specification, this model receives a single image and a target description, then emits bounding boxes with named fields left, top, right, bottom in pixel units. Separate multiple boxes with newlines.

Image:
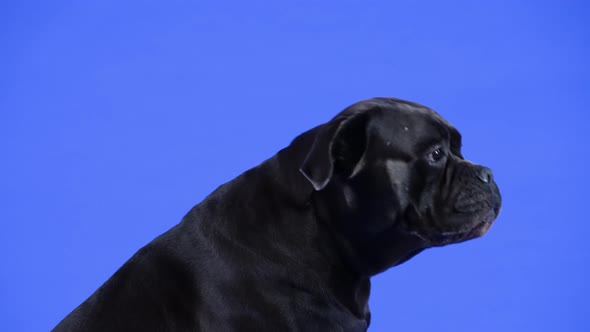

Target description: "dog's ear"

left=300, top=113, right=369, bottom=191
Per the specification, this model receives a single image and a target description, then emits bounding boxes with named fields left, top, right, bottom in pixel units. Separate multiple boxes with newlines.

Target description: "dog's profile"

left=54, top=98, right=501, bottom=331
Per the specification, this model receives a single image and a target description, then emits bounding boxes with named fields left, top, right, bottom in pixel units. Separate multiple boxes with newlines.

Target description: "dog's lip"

left=462, top=208, right=499, bottom=239
left=407, top=202, right=501, bottom=246
left=430, top=207, right=499, bottom=245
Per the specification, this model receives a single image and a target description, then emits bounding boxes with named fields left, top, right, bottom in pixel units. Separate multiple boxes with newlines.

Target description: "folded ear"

left=300, top=112, right=369, bottom=191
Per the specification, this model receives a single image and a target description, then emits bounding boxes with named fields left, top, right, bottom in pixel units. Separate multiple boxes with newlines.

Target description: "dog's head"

left=300, top=98, right=501, bottom=275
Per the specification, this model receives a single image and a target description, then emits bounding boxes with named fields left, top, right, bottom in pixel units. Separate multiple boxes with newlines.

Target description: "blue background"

left=1, top=1, right=588, bottom=331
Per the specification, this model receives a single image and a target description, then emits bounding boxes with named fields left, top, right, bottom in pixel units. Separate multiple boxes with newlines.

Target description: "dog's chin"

left=465, top=208, right=499, bottom=238
left=421, top=207, right=500, bottom=247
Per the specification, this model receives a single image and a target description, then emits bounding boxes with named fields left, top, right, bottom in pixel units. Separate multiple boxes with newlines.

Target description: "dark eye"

left=429, top=148, right=444, bottom=162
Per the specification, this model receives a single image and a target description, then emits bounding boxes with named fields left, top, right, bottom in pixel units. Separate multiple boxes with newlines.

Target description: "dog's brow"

left=449, top=127, right=462, bottom=146
left=449, top=126, right=463, bottom=158
left=416, top=137, right=444, bottom=153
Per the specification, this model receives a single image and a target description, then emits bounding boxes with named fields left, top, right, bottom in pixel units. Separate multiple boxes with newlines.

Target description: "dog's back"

left=54, top=155, right=368, bottom=331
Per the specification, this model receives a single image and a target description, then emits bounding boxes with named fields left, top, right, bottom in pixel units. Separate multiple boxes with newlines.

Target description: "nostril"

left=476, top=167, right=493, bottom=184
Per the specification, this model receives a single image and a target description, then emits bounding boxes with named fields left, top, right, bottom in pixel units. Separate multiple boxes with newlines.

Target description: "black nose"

left=476, top=167, right=493, bottom=183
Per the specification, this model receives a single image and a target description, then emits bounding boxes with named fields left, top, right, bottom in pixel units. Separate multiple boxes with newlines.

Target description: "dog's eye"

left=429, top=148, right=444, bottom=162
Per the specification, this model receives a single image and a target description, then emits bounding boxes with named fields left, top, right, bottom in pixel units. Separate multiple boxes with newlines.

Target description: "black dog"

left=54, top=98, right=501, bottom=331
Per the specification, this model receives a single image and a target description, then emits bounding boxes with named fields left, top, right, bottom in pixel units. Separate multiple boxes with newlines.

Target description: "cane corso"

left=54, top=98, right=501, bottom=331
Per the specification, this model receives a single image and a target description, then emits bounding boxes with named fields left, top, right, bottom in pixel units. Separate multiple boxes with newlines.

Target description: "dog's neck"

left=187, top=128, right=371, bottom=324
left=265, top=128, right=425, bottom=323
left=271, top=129, right=372, bottom=323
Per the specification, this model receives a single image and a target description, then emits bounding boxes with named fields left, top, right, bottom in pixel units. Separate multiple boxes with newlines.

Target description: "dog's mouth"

left=453, top=207, right=498, bottom=239
left=410, top=205, right=500, bottom=247
left=403, top=184, right=502, bottom=247
left=437, top=205, right=500, bottom=245
left=431, top=180, right=502, bottom=246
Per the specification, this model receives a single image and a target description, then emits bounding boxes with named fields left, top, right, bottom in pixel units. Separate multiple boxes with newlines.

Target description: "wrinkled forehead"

left=367, top=100, right=453, bottom=157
